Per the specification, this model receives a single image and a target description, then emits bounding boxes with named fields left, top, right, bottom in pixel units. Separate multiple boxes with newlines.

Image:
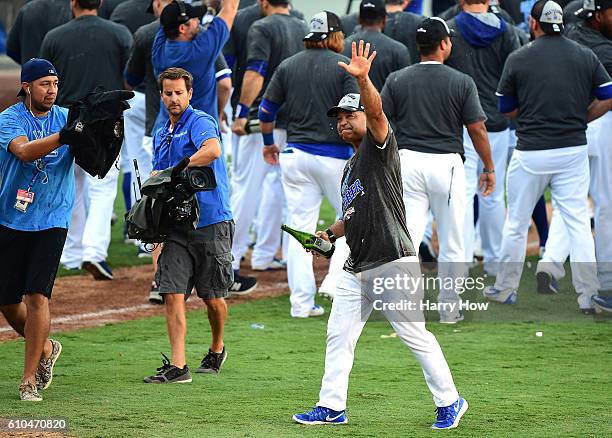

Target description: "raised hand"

left=338, top=40, right=377, bottom=80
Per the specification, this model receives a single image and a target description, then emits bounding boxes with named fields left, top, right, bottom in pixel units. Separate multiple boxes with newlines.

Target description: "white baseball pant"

left=463, top=129, right=509, bottom=274
left=279, top=148, right=350, bottom=318
left=399, top=149, right=466, bottom=317
left=121, top=91, right=151, bottom=203
left=60, top=163, right=119, bottom=266
left=230, top=130, right=287, bottom=271
left=317, top=257, right=459, bottom=411
left=538, top=112, right=612, bottom=290
left=494, top=146, right=599, bottom=301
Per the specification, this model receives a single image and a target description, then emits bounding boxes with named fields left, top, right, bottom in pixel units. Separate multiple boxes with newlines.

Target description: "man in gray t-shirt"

left=384, top=0, right=423, bottom=63
left=446, top=0, right=521, bottom=275
left=259, top=11, right=358, bottom=317
left=228, top=0, right=308, bottom=277
left=6, top=0, right=71, bottom=66
left=343, top=0, right=411, bottom=91
left=486, top=0, right=612, bottom=313
left=382, top=17, right=495, bottom=323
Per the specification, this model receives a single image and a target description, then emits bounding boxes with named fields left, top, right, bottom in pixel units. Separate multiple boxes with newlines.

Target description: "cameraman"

left=144, top=67, right=233, bottom=384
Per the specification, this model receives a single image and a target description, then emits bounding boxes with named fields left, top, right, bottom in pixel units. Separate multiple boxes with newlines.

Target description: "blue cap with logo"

left=18, top=58, right=58, bottom=97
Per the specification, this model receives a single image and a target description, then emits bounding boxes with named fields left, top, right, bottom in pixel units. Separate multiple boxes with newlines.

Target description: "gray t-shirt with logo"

left=497, top=36, right=611, bottom=150
left=264, top=49, right=358, bottom=145
left=344, top=29, right=412, bottom=91
left=341, top=128, right=416, bottom=273
left=381, top=63, right=486, bottom=154
left=246, top=13, right=308, bottom=128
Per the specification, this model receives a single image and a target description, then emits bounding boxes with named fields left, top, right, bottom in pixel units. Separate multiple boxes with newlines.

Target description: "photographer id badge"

left=15, top=189, right=35, bottom=213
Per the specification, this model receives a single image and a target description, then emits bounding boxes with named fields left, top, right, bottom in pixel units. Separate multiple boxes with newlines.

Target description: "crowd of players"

left=1, top=0, right=611, bottom=404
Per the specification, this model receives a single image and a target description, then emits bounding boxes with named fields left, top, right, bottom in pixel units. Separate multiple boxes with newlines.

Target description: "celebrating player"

left=292, top=41, right=467, bottom=430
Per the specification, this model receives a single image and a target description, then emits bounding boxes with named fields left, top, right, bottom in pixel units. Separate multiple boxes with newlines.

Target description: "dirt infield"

left=0, top=259, right=329, bottom=342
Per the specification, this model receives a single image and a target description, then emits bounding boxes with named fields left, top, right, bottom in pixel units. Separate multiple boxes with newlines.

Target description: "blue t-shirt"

left=152, top=105, right=232, bottom=228
left=0, top=103, right=74, bottom=231
left=152, top=18, right=229, bottom=124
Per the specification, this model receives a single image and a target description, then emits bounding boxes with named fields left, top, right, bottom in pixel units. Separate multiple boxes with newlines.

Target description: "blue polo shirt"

left=0, top=103, right=74, bottom=231
left=152, top=105, right=232, bottom=229
left=152, top=18, right=229, bottom=124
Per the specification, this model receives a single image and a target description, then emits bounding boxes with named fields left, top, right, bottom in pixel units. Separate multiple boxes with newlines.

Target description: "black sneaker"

left=144, top=353, right=192, bottom=384
left=229, top=274, right=257, bottom=296
left=196, top=347, right=227, bottom=374
left=536, top=271, right=559, bottom=294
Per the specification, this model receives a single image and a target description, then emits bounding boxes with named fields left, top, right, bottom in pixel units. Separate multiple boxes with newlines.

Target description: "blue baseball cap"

left=18, top=58, right=58, bottom=97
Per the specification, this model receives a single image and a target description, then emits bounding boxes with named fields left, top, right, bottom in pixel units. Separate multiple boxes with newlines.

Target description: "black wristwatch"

left=482, top=168, right=495, bottom=174
left=325, top=228, right=337, bottom=243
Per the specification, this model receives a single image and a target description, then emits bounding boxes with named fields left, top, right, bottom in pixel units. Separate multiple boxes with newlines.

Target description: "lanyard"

left=26, top=109, right=51, bottom=192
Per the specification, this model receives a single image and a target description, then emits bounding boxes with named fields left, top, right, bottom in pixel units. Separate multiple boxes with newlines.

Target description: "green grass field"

left=1, top=279, right=610, bottom=437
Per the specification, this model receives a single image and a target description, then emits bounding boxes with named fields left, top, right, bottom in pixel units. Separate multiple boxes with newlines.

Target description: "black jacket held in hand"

left=59, top=88, right=135, bottom=178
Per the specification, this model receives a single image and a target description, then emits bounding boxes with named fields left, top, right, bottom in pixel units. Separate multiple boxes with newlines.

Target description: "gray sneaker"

left=19, top=382, right=42, bottom=402
left=36, top=339, right=62, bottom=390
left=144, top=353, right=192, bottom=383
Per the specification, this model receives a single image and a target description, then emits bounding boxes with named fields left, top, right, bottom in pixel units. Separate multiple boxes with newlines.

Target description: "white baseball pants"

left=230, top=130, right=287, bottom=271
left=463, top=129, right=509, bottom=273
left=121, top=92, right=151, bottom=203
left=494, top=146, right=599, bottom=297
left=317, top=258, right=459, bottom=411
left=399, top=149, right=466, bottom=313
left=279, top=148, right=350, bottom=318
left=538, top=113, right=612, bottom=290
left=61, top=163, right=119, bottom=266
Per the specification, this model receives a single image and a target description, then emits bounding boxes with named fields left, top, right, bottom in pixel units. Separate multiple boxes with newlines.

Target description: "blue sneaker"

left=82, top=260, right=113, bottom=280
left=293, top=406, right=348, bottom=425
left=432, top=397, right=468, bottom=430
left=592, top=295, right=612, bottom=313
left=483, top=286, right=517, bottom=304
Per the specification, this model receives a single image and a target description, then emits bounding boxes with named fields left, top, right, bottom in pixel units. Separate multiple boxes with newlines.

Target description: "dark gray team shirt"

left=246, top=13, right=308, bottom=128
left=264, top=49, right=358, bottom=145
left=343, top=29, right=411, bottom=91
left=223, top=5, right=304, bottom=113
left=446, top=14, right=520, bottom=132
left=341, top=128, right=416, bottom=273
left=383, top=11, right=423, bottom=64
left=6, top=0, right=71, bottom=65
left=565, top=23, right=612, bottom=77
left=497, top=36, right=611, bottom=151
left=110, top=0, right=155, bottom=35
left=40, top=15, right=132, bottom=106
left=382, top=63, right=486, bottom=154
left=98, top=0, right=127, bottom=19
left=340, top=12, right=360, bottom=36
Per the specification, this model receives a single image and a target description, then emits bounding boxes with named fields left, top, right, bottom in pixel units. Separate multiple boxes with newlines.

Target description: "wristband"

left=325, top=228, right=337, bottom=243
left=482, top=168, right=495, bottom=174
left=237, top=103, right=249, bottom=119
left=262, top=132, right=275, bottom=146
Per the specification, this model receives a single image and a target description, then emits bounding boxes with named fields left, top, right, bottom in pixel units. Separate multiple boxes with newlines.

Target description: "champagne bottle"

left=281, top=224, right=335, bottom=259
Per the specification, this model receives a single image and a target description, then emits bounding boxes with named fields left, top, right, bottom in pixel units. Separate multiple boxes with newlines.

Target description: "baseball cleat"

left=431, top=397, right=468, bottom=429
left=293, top=406, right=348, bottom=425
left=144, top=353, right=192, bottom=384
left=252, top=258, right=286, bottom=271
left=36, top=339, right=62, bottom=390
left=577, top=293, right=596, bottom=315
left=592, top=295, right=612, bottom=313
left=309, top=305, right=325, bottom=317
left=439, top=311, right=464, bottom=324
left=536, top=271, right=559, bottom=294
left=19, top=382, right=42, bottom=402
left=483, top=286, right=517, bottom=304
left=82, top=260, right=113, bottom=280
left=196, top=347, right=227, bottom=374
